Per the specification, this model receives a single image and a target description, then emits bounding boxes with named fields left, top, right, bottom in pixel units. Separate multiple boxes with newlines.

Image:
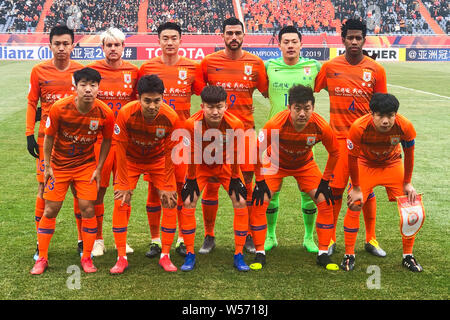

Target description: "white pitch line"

left=387, top=83, right=450, bottom=100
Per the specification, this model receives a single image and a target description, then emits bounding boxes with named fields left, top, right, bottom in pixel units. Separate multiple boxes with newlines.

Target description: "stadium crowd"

left=43, top=0, right=139, bottom=33
left=147, top=0, right=235, bottom=33
left=423, top=0, right=450, bottom=33
left=0, top=0, right=44, bottom=33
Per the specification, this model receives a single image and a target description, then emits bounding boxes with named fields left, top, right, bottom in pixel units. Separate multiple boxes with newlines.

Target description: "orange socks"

left=402, top=236, right=415, bottom=255
left=180, top=207, right=196, bottom=254
left=233, top=207, right=249, bottom=254
left=343, top=208, right=360, bottom=255
left=112, top=200, right=130, bottom=257
left=315, top=200, right=334, bottom=251
left=34, top=196, right=45, bottom=231
left=249, top=201, right=269, bottom=251
left=146, top=183, right=161, bottom=240
left=362, top=192, right=376, bottom=243
left=201, top=182, right=220, bottom=237
left=73, top=198, right=82, bottom=241
left=94, top=204, right=104, bottom=240
left=37, top=215, right=56, bottom=259
left=81, top=217, right=97, bottom=259
left=331, top=188, right=344, bottom=243
left=161, top=207, right=177, bottom=254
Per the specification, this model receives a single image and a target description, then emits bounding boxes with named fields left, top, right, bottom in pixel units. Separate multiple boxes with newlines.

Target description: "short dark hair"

left=369, top=93, right=399, bottom=114
left=201, top=86, right=228, bottom=104
left=341, top=18, right=367, bottom=38
left=73, top=67, right=101, bottom=85
left=50, top=25, right=75, bottom=44
left=137, top=74, right=165, bottom=95
left=157, top=22, right=182, bottom=37
left=222, top=17, right=244, bottom=33
left=278, top=25, right=302, bottom=42
left=288, top=84, right=315, bottom=106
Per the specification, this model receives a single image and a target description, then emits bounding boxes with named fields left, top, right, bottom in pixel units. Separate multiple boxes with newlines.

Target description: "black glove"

left=35, top=107, right=42, bottom=122
left=314, top=179, right=334, bottom=205
left=181, top=178, right=200, bottom=202
left=252, top=180, right=271, bottom=206
left=27, top=135, right=39, bottom=158
left=228, top=177, right=247, bottom=202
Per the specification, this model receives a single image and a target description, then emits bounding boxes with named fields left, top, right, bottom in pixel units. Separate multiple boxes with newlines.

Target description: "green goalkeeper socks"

left=301, top=191, right=318, bottom=253
left=265, top=192, right=279, bottom=251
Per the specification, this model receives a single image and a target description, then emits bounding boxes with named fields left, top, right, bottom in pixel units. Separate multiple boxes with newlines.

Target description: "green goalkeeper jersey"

left=265, top=56, right=321, bottom=119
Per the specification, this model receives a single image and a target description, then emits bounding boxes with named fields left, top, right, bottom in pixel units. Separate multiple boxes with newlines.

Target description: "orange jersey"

left=257, top=110, right=339, bottom=180
left=200, top=50, right=268, bottom=129
left=314, top=55, right=387, bottom=138
left=184, top=109, right=245, bottom=179
left=44, top=95, right=114, bottom=170
left=26, top=59, right=84, bottom=137
left=138, top=56, right=204, bottom=121
left=114, top=101, right=180, bottom=188
left=86, top=60, right=138, bottom=118
left=347, top=113, right=416, bottom=168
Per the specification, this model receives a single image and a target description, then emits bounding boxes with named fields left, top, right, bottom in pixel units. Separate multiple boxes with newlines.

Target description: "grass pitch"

left=0, top=61, right=448, bottom=301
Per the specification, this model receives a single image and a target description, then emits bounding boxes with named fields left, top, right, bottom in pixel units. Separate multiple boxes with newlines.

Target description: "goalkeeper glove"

left=228, top=177, right=247, bottom=202
left=314, top=179, right=334, bottom=205
left=181, top=178, right=200, bottom=202
left=27, top=135, right=39, bottom=158
left=35, top=107, right=42, bottom=122
left=252, top=180, right=271, bottom=206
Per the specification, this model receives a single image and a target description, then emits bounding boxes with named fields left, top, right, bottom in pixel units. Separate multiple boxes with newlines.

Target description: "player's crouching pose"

left=30, top=67, right=114, bottom=275
left=255, top=84, right=341, bottom=270
left=179, top=86, right=254, bottom=272
left=343, top=93, right=423, bottom=272
left=110, top=75, right=180, bottom=274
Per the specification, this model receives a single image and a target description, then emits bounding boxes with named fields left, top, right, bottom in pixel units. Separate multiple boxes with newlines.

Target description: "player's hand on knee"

left=114, top=189, right=132, bottom=206
left=252, top=180, right=271, bottom=206
left=27, top=135, right=39, bottom=158
left=347, top=187, right=363, bottom=211
left=228, top=177, right=247, bottom=202
left=314, top=179, right=334, bottom=205
left=160, top=190, right=178, bottom=208
left=181, top=178, right=200, bottom=202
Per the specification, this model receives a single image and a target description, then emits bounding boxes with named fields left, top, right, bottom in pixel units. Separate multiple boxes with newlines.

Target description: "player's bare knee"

left=43, top=201, right=62, bottom=218
left=231, top=195, right=247, bottom=208
left=348, top=203, right=362, bottom=212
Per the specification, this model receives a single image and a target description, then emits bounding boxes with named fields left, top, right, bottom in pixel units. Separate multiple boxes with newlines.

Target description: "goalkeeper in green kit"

left=264, top=26, right=322, bottom=252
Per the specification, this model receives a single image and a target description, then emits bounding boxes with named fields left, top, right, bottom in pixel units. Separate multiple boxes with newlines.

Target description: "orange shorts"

left=35, top=136, right=45, bottom=183
left=238, top=129, right=257, bottom=173
left=195, top=164, right=245, bottom=194
left=94, top=142, right=116, bottom=188
left=356, top=161, right=404, bottom=202
left=43, top=164, right=97, bottom=202
left=264, top=160, right=322, bottom=194
left=119, top=159, right=176, bottom=192
left=329, top=138, right=350, bottom=190
left=143, top=163, right=186, bottom=184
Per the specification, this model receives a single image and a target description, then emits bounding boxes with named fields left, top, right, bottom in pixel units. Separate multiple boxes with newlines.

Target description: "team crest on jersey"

left=391, top=136, right=401, bottom=145
left=347, top=139, right=354, bottom=150
left=123, top=73, right=132, bottom=84
left=89, top=119, right=99, bottom=131
left=363, top=70, right=372, bottom=82
left=156, top=128, right=165, bottom=138
left=114, top=124, right=120, bottom=135
left=178, top=68, right=188, bottom=81
left=244, top=64, right=253, bottom=76
left=306, top=136, right=316, bottom=146
left=258, top=130, right=265, bottom=143
left=304, top=67, right=311, bottom=76
left=45, top=117, right=51, bottom=128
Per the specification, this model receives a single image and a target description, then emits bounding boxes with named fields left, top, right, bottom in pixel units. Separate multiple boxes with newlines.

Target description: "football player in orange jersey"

left=179, top=86, right=251, bottom=272
left=26, top=25, right=85, bottom=261
left=87, top=27, right=139, bottom=257
left=110, top=75, right=180, bottom=274
left=138, top=22, right=204, bottom=259
left=314, top=18, right=388, bottom=257
left=253, top=84, right=340, bottom=270
left=343, top=93, right=422, bottom=272
left=198, top=17, right=268, bottom=255
left=30, top=67, right=114, bottom=275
